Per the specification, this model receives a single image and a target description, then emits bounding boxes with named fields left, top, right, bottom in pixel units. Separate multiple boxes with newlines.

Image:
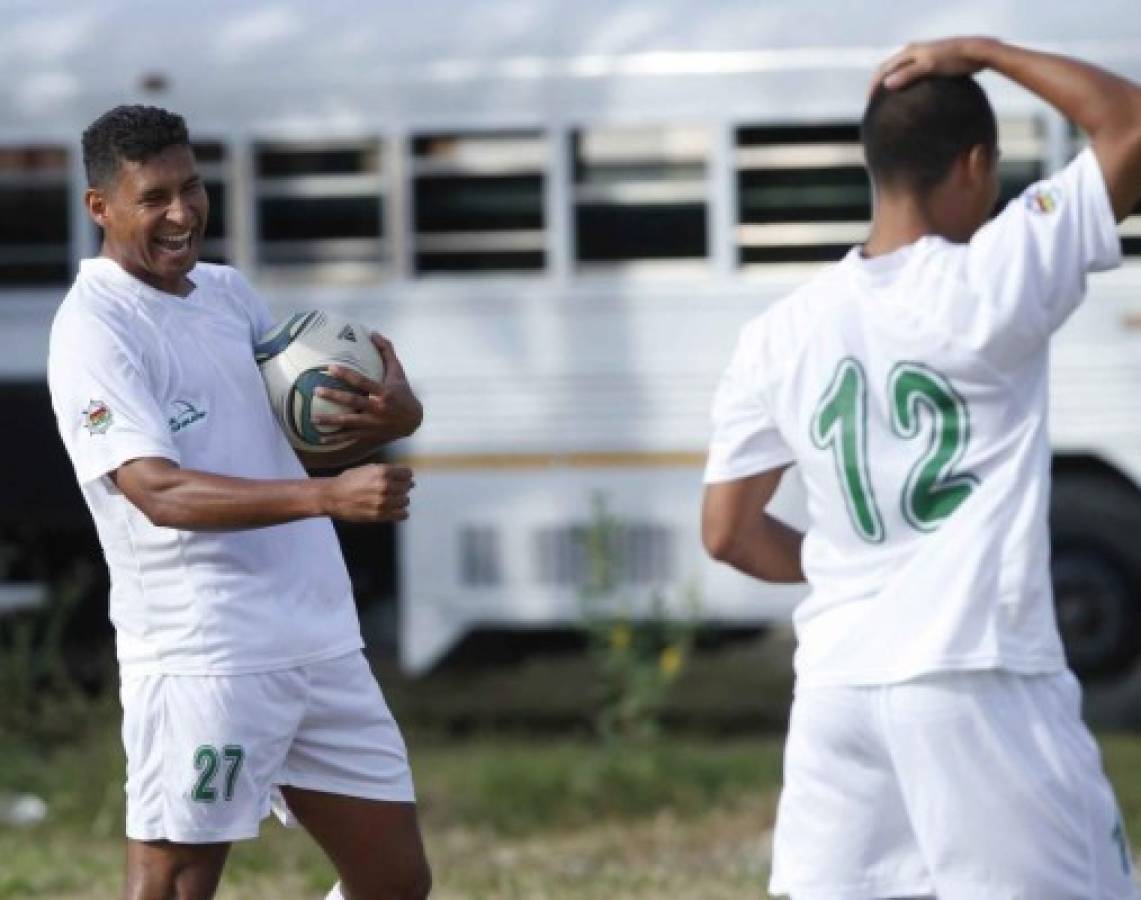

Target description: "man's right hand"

left=873, top=37, right=991, bottom=92
left=874, top=37, right=1141, bottom=221
left=321, top=464, right=415, bottom=523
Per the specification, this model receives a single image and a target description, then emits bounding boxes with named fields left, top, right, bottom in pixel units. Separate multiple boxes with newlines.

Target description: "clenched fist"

left=321, top=464, right=415, bottom=523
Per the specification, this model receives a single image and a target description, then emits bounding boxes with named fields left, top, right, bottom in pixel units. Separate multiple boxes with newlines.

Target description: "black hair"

left=81, top=105, right=190, bottom=188
left=861, top=76, right=997, bottom=194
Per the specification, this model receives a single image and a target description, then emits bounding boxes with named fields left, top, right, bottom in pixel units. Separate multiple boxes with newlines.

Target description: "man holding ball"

left=48, top=105, right=430, bottom=900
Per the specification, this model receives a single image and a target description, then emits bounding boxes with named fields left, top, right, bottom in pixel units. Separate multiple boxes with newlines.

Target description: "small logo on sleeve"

left=1024, top=183, right=1061, bottom=215
left=82, top=400, right=113, bottom=435
left=169, top=400, right=208, bottom=433
left=336, top=324, right=358, bottom=342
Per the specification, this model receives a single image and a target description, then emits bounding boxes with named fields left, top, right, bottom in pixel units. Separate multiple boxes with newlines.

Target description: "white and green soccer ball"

left=254, top=310, right=384, bottom=453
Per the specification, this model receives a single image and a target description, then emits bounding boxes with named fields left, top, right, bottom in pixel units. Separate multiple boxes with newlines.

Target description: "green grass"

left=0, top=708, right=786, bottom=898
left=1, top=705, right=1139, bottom=898
left=1, top=630, right=1139, bottom=899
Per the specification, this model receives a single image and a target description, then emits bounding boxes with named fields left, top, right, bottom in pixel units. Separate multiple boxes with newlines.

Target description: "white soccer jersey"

left=48, top=259, right=363, bottom=676
left=705, top=149, right=1121, bottom=687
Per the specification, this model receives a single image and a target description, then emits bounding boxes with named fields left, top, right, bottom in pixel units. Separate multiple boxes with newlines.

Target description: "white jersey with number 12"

left=704, top=149, right=1121, bottom=687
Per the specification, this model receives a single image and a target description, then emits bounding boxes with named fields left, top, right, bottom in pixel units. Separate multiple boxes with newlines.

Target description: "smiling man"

left=47, top=105, right=430, bottom=900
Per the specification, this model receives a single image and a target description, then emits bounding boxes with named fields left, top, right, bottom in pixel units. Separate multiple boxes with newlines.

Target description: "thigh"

left=771, top=686, right=933, bottom=899
left=278, top=652, right=415, bottom=804
left=275, top=653, right=426, bottom=897
left=886, top=670, right=1137, bottom=900
left=120, top=669, right=304, bottom=845
left=124, top=839, right=230, bottom=900
left=279, top=787, right=429, bottom=899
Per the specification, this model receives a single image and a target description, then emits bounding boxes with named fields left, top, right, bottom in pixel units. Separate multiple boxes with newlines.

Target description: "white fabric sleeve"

left=703, top=321, right=794, bottom=484
left=966, top=148, right=1121, bottom=362
left=48, top=313, right=179, bottom=486
left=223, top=266, right=276, bottom=340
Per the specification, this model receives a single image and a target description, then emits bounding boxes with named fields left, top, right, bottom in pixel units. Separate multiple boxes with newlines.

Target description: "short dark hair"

left=861, top=76, right=998, bottom=194
left=82, top=105, right=190, bottom=188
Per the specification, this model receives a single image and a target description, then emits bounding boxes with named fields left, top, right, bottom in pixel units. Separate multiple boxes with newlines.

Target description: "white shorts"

left=770, top=669, right=1137, bottom=900
left=120, top=651, right=414, bottom=844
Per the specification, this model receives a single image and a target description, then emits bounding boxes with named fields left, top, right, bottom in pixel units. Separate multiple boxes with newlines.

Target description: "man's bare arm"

left=112, top=457, right=413, bottom=530
left=877, top=37, right=1141, bottom=220
left=702, top=466, right=805, bottom=583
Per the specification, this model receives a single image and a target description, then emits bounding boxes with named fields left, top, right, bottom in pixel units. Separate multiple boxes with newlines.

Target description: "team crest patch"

left=82, top=400, right=113, bottom=435
left=1024, top=183, right=1061, bottom=215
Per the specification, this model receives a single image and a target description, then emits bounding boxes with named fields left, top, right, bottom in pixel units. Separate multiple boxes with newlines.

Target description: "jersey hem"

left=793, top=653, right=1067, bottom=688
left=703, top=452, right=796, bottom=484
left=117, top=639, right=365, bottom=679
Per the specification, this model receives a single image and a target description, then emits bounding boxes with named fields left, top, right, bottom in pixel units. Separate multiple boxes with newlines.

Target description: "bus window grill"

left=412, top=132, right=546, bottom=275
left=459, top=525, right=502, bottom=588
left=254, top=140, right=385, bottom=279
left=533, top=523, right=675, bottom=587
left=572, top=126, right=709, bottom=267
left=0, top=146, right=70, bottom=287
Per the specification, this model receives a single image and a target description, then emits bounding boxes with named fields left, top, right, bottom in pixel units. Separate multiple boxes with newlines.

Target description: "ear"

left=965, top=144, right=994, bottom=183
left=84, top=187, right=109, bottom=228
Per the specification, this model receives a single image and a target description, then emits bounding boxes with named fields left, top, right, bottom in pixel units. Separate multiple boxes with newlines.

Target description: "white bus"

left=3, top=0, right=1140, bottom=678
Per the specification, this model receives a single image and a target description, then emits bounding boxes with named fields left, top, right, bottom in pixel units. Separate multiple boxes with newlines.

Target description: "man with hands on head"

left=48, top=104, right=430, bottom=900
left=703, top=38, right=1141, bottom=899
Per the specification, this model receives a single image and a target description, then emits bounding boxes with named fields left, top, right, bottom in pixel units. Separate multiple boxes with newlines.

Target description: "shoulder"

left=742, top=263, right=847, bottom=348
left=192, top=262, right=251, bottom=296
left=51, top=271, right=138, bottom=351
left=192, top=263, right=266, bottom=320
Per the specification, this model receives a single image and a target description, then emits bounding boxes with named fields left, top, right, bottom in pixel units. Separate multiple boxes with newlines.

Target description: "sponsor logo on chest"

left=169, top=399, right=208, bottom=433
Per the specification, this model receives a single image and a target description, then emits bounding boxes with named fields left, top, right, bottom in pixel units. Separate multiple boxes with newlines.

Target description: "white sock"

left=325, top=883, right=345, bottom=900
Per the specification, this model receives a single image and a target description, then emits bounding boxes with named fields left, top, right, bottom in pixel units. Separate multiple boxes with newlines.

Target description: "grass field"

left=2, top=713, right=1140, bottom=898
left=1, top=637, right=1139, bottom=898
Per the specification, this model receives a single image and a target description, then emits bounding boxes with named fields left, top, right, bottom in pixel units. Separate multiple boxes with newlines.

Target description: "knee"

left=409, top=861, right=432, bottom=900
left=348, top=860, right=431, bottom=900
left=394, top=859, right=432, bottom=900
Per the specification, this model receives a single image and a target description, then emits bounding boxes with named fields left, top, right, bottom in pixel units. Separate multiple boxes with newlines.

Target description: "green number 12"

left=811, top=358, right=977, bottom=542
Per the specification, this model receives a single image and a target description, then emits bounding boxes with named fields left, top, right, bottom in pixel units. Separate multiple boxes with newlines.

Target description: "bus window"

left=0, top=147, right=70, bottom=287
left=1124, top=200, right=1141, bottom=257
left=736, top=124, right=868, bottom=266
left=533, top=521, right=675, bottom=587
left=459, top=525, right=502, bottom=588
left=193, top=142, right=229, bottom=264
left=255, top=140, right=384, bottom=280
left=573, top=126, right=708, bottom=269
left=412, top=132, right=546, bottom=274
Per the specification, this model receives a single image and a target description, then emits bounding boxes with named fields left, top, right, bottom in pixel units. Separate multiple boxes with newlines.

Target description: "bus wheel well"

left=1049, top=453, right=1141, bottom=682
left=1051, top=453, right=1141, bottom=499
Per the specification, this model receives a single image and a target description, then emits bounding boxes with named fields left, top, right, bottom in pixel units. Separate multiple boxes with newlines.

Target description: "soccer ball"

left=254, top=310, right=384, bottom=453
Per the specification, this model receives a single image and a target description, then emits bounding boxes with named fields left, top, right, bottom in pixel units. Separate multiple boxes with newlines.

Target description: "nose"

left=165, top=193, right=195, bottom=228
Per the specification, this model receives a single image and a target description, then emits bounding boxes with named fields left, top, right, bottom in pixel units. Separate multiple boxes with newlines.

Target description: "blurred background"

left=2, top=1, right=1141, bottom=896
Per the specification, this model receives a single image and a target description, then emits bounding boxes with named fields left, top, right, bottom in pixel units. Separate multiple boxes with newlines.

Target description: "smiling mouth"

left=154, top=232, right=194, bottom=253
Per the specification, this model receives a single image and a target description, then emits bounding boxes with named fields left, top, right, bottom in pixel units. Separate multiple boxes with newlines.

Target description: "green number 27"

left=191, top=744, right=245, bottom=803
left=810, top=358, right=978, bottom=542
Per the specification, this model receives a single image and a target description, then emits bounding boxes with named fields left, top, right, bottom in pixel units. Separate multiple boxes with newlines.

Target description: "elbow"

left=137, top=494, right=180, bottom=529
left=403, top=402, right=424, bottom=438
left=702, top=521, right=736, bottom=564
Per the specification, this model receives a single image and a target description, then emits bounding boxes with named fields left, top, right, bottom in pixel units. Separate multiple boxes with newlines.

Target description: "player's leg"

left=279, top=787, right=430, bottom=899
left=885, top=669, right=1137, bottom=900
left=770, top=684, right=934, bottom=899
left=124, top=840, right=230, bottom=900
left=274, top=651, right=427, bottom=900
left=119, top=670, right=306, bottom=899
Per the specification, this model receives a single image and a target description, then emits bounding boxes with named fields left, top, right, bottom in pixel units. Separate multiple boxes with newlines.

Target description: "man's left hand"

left=311, top=334, right=423, bottom=449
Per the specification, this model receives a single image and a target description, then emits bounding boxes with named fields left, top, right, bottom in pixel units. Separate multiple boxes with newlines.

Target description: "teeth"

left=155, top=233, right=191, bottom=250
